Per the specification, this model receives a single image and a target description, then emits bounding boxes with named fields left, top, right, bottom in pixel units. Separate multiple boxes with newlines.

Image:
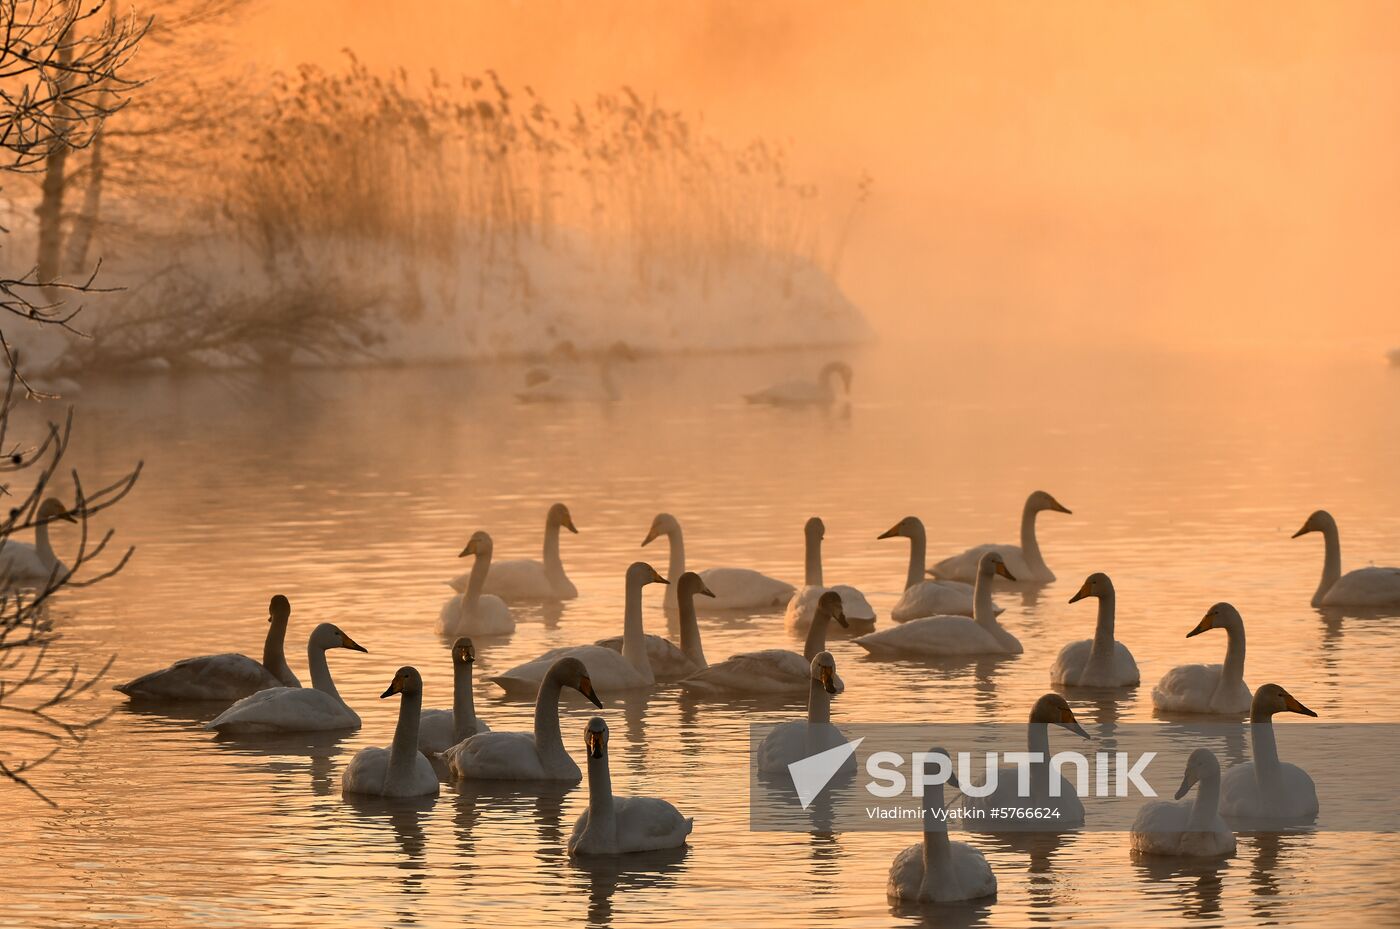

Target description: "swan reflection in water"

left=343, top=794, right=436, bottom=915
left=203, top=730, right=352, bottom=798
left=566, top=845, right=689, bottom=929
left=1131, top=851, right=1230, bottom=920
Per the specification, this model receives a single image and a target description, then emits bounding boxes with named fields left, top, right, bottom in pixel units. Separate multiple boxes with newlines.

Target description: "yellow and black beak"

left=641, top=526, right=660, bottom=546
left=381, top=676, right=403, bottom=699
left=877, top=522, right=903, bottom=540
left=456, top=646, right=475, bottom=663
left=699, top=584, right=716, bottom=599
left=1174, top=770, right=1197, bottom=801
left=1186, top=614, right=1214, bottom=638
left=459, top=538, right=479, bottom=558
left=819, top=665, right=838, bottom=695
left=1060, top=709, right=1089, bottom=739
left=995, top=562, right=1017, bottom=581
left=833, top=606, right=849, bottom=629
left=577, top=676, right=603, bottom=708
left=1284, top=692, right=1318, bottom=718
left=585, top=729, right=606, bottom=758
left=1291, top=523, right=1313, bottom=539
left=651, top=569, right=670, bottom=585
left=1049, top=500, right=1073, bottom=515
left=563, top=513, right=578, bottom=534
left=340, top=633, right=368, bottom=653
left=1068, top=579, right=1093, bottom=604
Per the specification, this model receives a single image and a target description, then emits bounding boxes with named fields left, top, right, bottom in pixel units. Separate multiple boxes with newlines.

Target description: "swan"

left=1151, top=603, right=1251, bottom=715
left=568, top=716, right=693, bottom=856
left=418, top=637, right=491, bottom=754
left=115, top=595, right=301, bottom=701
left=1219, top=684, right=1319, bottom=820
left=928, top=490, right=1072, bottom=584
left=743, top=360, right=853, bottom=408
left=853, top=552, right=1021, bottom=658
left=450, top=503, right=579, bottom=602
left=0, top=496, right=74, bottom=586
left=642, top=512, right=794, bottom=611
left=877, top=515, right=987, bottom=621
left=491, top=562, right=666, bottom=695
left=342, top=667, right=440, bottom=798
left=1131, top=749, right=1235, bottom=858
left=1292, top=510, right=1400, bottom=608
left=678, top=590, right=848, bottom=696
left=887, top=748, right=997, bottom=903
left=516, top=357, right=621, bottom=403
left=438, top=531, right=515, bottom=637
left=596, top=570, right=714, bottom=681
left=784, top=517, right=876, bottom=633
left=957, top=694, right=1089, bottom=827
left=755, top=652, right=853, bottom=773
left=440, top=656, right=602, bottom=781
left=1050, top=573, right=1140, bottom=688
left=206, top=623, right=368, bottom=733
left=1389, top=348, right=1400, bottom=367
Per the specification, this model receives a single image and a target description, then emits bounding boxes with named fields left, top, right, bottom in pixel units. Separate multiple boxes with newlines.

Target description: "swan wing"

left=1323, top=566, right=1400, bottom=607
left=678, top=649, right=809, bottom=694
left=1152, top=664, right=1250, bottom=714
left=492, top=644, right=647, bottom=694
left=612, top=796, right=692, bottom=852
left=930, top=544, right=1026, bottom=584
left=785, top=584, right=875, bottom=632
left=115, top=653, right=282, bottom=702
left=891, top=580, right=984, bottom=622
left=207, top=687, right=358, bottom=733
left=697, top=567, right=795, bottom=610
left=596, top=633, right=697, bottom=682
left=854, top=616, right=1010, bottom=657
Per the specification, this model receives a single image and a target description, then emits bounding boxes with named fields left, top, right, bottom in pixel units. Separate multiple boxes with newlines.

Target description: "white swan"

left=784, top=516, right=876, bottom=632
left=516, top=358, right=621, bottom=403
left=755, top=652, right=853, bottom=773
left=206, top=623, right=368, bottom=733
left=853, top=552, right=1021, bottom=658
left=568, top=716, right=693, bottom=856
left=877, top=515, right=986, bottom=621
left=596, top=570, right=713, bottom=681
left=438, top=531, right=515, bottom=637
left=450, top=503, right=579, bottom=602
left=642, top=512, right=794, bottom=611
left=957, top=694, right=1089, bottom=828
left=418, top=637, right=491, bottom=755
left=1050, top=573, right=1140, bottom=688
left=679, top=591, right=848, bottom=696
left=116, top=595, right=301, bottom=701
left=342, top=666, right=440, bottom=798
left=929, top=490, right=1072, bottom=584
left=1293, top=510, right=1400, bottom=608
left=743, top=360, right=853, bottom=408
left=0, top=496, right=74, bottom=587
left=1219, top=684, right=1319, bottom=821
left=1130, top=748, right=1236, bottom=858
left=441, top=656, right=602, bottom=782
left=491, top=562, right=666, bottom=695
left=1151, top=603, right=1251, bottom=715
left=887, top=748, right=997, bottom=903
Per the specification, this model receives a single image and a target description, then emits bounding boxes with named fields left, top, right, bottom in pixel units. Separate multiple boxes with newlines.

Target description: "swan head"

left=819, top=361, right=854, bottom=393
left=459, top=531, right=494, bottom=559
left=36, top=497, right=77, bottom=525
left=1252, top=683, right=1317, bottom=719
left=311, top=622, right=367, bottom=653
left=268, top=595, right=291, bottom=624
left=978, top=551, right=1017, bottom=581
left=583, top=716, right=609, bottom=759
left=1292, top=510, right=1336, bottom=539
left=877, top=515, right=921, bottom=540
left=676, top=571, right=715, bottom=602
left=642, top=513, right=680, bottom=547
left=922, top=746, right=958, bottom=788
left=1030, top=693, right=1088, bottom=739
left=816, top=590, right=849, bottom=628
left=381, top=666, right=422, bottom=698
left=452, top=637, right=477, bottom=664
left=548, top=502, right=578, bottom=534
left=1187, top=602, right=1242, bottom=637
left=523, top=367, right=553, bottom=387
left=1068, top=572, right=1112, bottom=604
left=627, top=561, right=668, bottom=588
left=811, top=651, right=839, bottom=695
left=549, top=656, right=603, bottom=708
left=805, top=516, right=825, bottom=540
left=1174, top=748, right=1220, bottom=800
left=1027, top=490, right=1072, bottom=516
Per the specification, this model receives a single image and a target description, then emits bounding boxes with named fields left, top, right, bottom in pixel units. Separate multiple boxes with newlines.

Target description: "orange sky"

left=236, top=1, right=1400, bottom=354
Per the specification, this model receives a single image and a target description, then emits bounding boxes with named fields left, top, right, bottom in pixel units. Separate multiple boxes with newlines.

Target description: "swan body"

left=418, top=637, right=491, bottom=754
left=0, top=497, right=74, bottom=587
left=1293, top=510, right=1400, bottom=608
left=854, top=552, right=1021, bottom=658
left=887, top=748, right=996, bottom=903
left=1152, top=603, right=1251, bottom=715
left=441, top=656, right=602, bottom=782
left=784, top=517, right=875, bottom=632
left=680, top=591, right=848, bottom=695
left=1219, top=684, right=1319, bottom=821
left=929, top=491, right=1071, bottom=584
left=755, top=652, right=853, bottom=774
left=116, top=595, right=301, bottom=701
left=957, top=694, right=1089, bottom=828
left=877, top=515, right=998, bottom=621
left=568, top=717, right=692, bottom=856
left=1131, top=748, right=1235, bottom=858
left=743, top=361, right=852, bottom=408
left=596, top=572, right=714, bottom=681
left=1051, top=573, right=1140, bottom=687
left=642, top=513, right=794, bottom=611
left=342, top=667, right=440, bottom=798
left=449, top=503, right=578, bottom=602
left=438, top=531, right=515, bottom=637
left=206, top=624, right=367, bottom=733
left=516, top=360, right=620, bottom=403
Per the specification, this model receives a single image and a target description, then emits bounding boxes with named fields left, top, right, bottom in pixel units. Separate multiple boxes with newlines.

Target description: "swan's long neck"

left=1249, top=709, right=1283, bottom=795
left=452, top=660, right=479, bottom=744
left=904, top=524, right=927, bottom=591
left=34, top=520, right=58, bottom=572
left=388, top=686, right=424, bottom=785
left=621, top=575, right=653, bottom=679
left=1187, top=767, right=1222, bottom=831
left=1087, top=587, right=1117, bottom=669
left=465, top=549, right=490, bottom=611
left=1020, top=501, right=1048, bottom=575
left=677, top=591, right=708, bottom=669
left=805, top=530, right=823, bottom=587
left=803, top=611, right=832, bottom=661
left=542, top=517, right=566, bottom=583
left=533, top=675, right=567, bottom=760
left=585, top=747, right=617, bottom=847
left=920, top=779, right=951, bottom=895
left=1313, top=522, right=1342, bottom=607
left=807, top=677, right=832, bottom=725
left=1027, top=723, right=1051, bottom=794
left=308, top=645, right=342, bottom=703
left=1221, top=618, right=1246, bottom=686
left=973, top=569, right=999, bottom=628
left=664, top=527, right=685, bottom=606
left=262, top=620, right=294, bottom=684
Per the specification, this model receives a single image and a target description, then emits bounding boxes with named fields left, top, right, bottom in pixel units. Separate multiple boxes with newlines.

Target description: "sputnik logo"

left=787, top=737, right=864, bottom=809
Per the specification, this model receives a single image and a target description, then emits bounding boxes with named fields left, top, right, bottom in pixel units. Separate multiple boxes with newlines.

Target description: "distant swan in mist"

left=784, top=516, right=875, bottom=632
left=1388, top=348, right=1400, bottom=367
left=342, top=667, right=439, bottom=798
left=679, top=590, right=847, bottom=696
left=853, top=552, right=1021, bottom=658
left=878, top=515, right=987, bottom=621
left=0, top=497, right=74, bottom=586
left=1293, top=510, right=1400, bottom=608
left=956, top=694, right=1089, bottom=827
left=1050, top=573, right=1140, bottom=688
left=568, top=716, right=692, bottom=856
left=516, top=355, right=623, bottom=403
left=755, top=652, right=853, bottom=774
left=1151, top=603, right=1251, bottom=715
left=1219, top=684, right=1319, bottom=821
left=886, top=747, right=997, bottom=903
left=1131, top=748, right=1236, bottom=858
left=744, top=361, right=853, bottom=408
left=450, top=503, right=578, bottom=602
left=642, top=512, right=794, bottom=611
left=928, top=491, right=1072, bottom=585
left=115, top=595, right=301, bottom=701
left=438, top=531, right=515, bottom=637
left=206, top=623, right=368, bottom=733
left=418, top=637, right=491, bottom=755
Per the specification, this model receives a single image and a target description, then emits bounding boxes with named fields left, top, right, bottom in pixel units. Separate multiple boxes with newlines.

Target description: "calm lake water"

left=6, top=343, right=1400, bottom=928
